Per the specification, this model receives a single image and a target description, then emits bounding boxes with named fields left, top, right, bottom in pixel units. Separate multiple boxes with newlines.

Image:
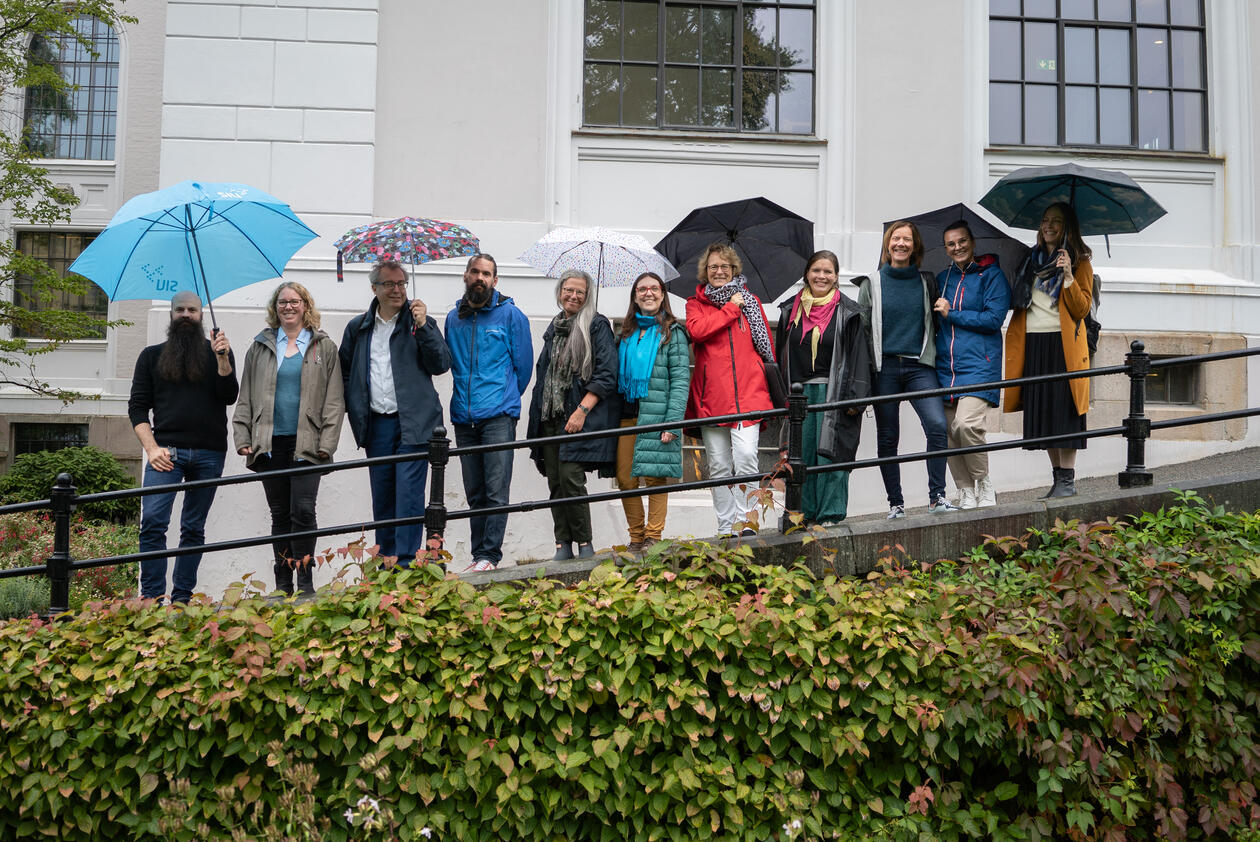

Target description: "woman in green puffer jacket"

left=615, top=272, right=691, bottom=551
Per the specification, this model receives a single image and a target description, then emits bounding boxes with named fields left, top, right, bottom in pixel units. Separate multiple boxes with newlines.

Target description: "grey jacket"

left=232, top=327, right=345, bottom=467
left=855, top=268, right=939, bottom=371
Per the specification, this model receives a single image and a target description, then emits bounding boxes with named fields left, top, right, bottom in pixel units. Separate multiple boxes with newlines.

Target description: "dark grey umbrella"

left=884, top=203, right=1029, bottom=288
left=655, top=196, right=814, bottom=302
left=978, top=162, right=1167, bottom=236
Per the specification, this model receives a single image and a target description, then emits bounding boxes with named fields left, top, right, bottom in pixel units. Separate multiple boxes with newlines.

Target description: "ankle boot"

left=1040, top=469, right=1062, bottom=498
left=552, top=542, right=574, bottom=561
left=1047, top=468, right=1077, bottom=498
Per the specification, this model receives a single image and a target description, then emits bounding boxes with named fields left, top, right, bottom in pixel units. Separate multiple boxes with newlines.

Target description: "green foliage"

left=0, top=445, right=139, bottom=521
left=0, top=0, right=134, bottom=400
left=0, top=511, right=138, bottom=618
left=0, top=493, right=1256, bottom=840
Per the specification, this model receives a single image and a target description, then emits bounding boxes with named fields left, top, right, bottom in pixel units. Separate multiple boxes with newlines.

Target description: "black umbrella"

left=884, top=203, right=1030, bottom=289
left=978, top=162, right=1167, bottom=236
left=655, top=196, right=814, bottom=302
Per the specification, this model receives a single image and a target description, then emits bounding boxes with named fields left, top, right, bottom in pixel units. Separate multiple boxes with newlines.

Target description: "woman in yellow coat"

left=1003, top=202, right=1093, bottom=498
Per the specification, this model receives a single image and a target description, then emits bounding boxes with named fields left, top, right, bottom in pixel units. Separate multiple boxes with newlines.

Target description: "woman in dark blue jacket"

left=933, top=219, right=1011, bottom=509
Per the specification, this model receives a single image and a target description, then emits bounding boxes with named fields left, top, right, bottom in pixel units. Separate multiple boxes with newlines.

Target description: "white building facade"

left=2, top=0, right=1258, bottom=593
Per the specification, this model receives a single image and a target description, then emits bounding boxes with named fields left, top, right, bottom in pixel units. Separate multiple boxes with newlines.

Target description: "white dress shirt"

left=369, top=310, right=399, bottom=413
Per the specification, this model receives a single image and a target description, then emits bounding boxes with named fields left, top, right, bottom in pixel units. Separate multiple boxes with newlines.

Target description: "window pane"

left=779, top=8, right=813, bottom=70
left=990, top=83, right=1022, bottom=144
left=585, top=0, right=620, bottom=61
left=700, top=67, right=734, bottom=128
left=1171, top=29, right=1201, bottom=88
left=778, top=71, right=812, bottom=134
left=1170, top=1, right=1201, bottom=26
left=1172, top=91, right=1204, bottom=151
left=1136, top=0, right=1168, bottom=22
left=665, top=5, right=700, bottom=63
left=1061, top=0, right=1094, bottom=18
left=1023, top=22, right=1057, bottom=83
left=664, top=66, right=699, bottom=125
left=623, top=0, right=658, bottom=62
left=1064, top=27, right=1096, bottom=83
left=1065, top=86, right=1097, bottom=143
left=1098, top=27, right=1131, bottom=84
left=1024, top=0, right=1056, bottom=17
left=702, top=7, right=734, bottom=65
left=990, top=0, right=1021, bottom=14
left=623, top=65, right=658, bottom=125
left=15, top=231, right=105, bottom=339
left=1137, top=28, right=1169, bottom=86
left=22, top=15, right=118, bottom=161
left=742, top=69, right=778, bottom=132
left=1100, top=87, right=1132, bottom=144
left=990, top=20, right=1021, bottom=79
left=1097, top=0, right=1132, bottom=21
left=584, top=62, right=621, bottom=124
left=1024, top=84, right=1058, bottom=145
left=742, top=7, right=777, bottom=67
left=1138, top=88, right=1170, bottom=150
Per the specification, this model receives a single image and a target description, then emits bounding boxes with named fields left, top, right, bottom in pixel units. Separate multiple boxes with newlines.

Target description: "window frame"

left=12, top=422, right=91, bottom=457
left=583, top=0, right=818, bottom=136
left=22, top=15, right=120, bottom=162
left=12, top=229, right=109, bottom=341
left=988, top=0, right=1208, bottom=153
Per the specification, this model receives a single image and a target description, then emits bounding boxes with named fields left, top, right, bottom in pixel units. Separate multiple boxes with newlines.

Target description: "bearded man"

left=128, top=291, right=238, bottom=603
left=443, top=253, right=533, bottom=572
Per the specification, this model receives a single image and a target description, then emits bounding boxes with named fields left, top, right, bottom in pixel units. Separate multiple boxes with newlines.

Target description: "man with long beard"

left=443, top=253, right=533, bottom=572
left=128, top=291, right=238, bottom=603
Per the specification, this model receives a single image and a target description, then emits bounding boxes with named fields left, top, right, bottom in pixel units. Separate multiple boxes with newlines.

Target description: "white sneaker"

left=462, top=558, right=496, bottom=573
left=887, top=505, right=905, bottom=520
left=975, top=476, right=996, bottom=507
left=957, top=486, right=978, bottom=510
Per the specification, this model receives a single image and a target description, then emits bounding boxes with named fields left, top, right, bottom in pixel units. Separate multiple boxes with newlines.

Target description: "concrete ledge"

left=465, top=471, right=1260, bottom=586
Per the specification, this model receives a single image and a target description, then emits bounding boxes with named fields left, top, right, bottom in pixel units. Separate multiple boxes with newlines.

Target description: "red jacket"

left=684, top=284, right=775, bottom=426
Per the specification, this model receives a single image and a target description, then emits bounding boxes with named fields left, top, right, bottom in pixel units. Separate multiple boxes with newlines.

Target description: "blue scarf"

left=618, top=313, right=660, bottom=402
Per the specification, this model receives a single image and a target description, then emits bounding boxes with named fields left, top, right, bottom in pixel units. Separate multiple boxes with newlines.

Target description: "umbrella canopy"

left=655, top=196, right=814, bottom=302
left=519, top=226, right=678, bottom=289
left=68, top=180, right=318, bottom=327
left=334, top=217, right=481, bottom=294
left=978, top=162, right=1167, bottom=236
left=884, top=203, right=1030, bottom=287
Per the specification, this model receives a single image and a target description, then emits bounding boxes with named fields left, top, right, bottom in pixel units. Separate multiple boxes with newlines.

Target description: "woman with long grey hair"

left=527, top=269, right=619, bottom=559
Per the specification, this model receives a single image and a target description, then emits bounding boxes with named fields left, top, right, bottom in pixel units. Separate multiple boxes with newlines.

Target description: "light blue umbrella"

left=68, top=180, right=318, bottom=328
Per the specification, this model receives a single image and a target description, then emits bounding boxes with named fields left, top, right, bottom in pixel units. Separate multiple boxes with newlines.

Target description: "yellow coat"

left=1003, top=259, right=1093, bottom=417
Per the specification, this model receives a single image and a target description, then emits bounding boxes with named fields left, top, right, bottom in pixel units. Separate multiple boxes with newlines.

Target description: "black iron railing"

left=2, top=340, right=1258, bottom=618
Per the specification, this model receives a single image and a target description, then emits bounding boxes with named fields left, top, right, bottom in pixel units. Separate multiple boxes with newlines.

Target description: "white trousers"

left=702, top=423, right=761, bottom=533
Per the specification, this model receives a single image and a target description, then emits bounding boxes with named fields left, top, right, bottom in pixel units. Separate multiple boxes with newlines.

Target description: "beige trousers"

left=944, top=396, right=992, bottom=486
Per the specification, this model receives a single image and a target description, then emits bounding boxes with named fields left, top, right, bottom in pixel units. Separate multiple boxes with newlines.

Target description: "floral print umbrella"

left=519, top=226, right=679, bottom=289
left=334, top=217, right=480, bottom=283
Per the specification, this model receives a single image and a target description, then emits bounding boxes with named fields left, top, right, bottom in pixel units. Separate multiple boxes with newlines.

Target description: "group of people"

left=127, top=200, right=1094, bottom=601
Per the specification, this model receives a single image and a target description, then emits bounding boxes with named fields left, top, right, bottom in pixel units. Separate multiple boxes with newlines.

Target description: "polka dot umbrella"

left=519, top=226, right=679, bottom=305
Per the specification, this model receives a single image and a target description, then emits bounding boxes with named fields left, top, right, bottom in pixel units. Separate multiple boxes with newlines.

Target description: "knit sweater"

left=128, top=341, right=239, bottom=451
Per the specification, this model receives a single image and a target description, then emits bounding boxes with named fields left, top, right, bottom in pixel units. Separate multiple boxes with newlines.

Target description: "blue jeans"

left=873, top=356, right=949, bottom=507
left=139, top=447, right=226, bottom=603
left=454, top=414, right=516, bottom=565
left=365, top=413, right=427, bottom=566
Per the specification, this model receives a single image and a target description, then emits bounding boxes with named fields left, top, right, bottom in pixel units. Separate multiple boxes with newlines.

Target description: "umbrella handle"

left=337, top=250, right=344, bottom=283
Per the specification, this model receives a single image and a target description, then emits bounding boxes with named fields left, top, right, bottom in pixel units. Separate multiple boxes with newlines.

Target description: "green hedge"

left=0, top=493, right=1257, bottom=840
left=0, top=446, right=139, bottom=522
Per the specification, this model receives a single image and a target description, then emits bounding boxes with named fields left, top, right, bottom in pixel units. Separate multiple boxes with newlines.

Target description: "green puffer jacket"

left=623, top=327, right=691, bottom=478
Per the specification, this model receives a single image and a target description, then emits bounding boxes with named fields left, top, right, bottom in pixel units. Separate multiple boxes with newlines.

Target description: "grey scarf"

left=542, top=314, right=578, bottom=421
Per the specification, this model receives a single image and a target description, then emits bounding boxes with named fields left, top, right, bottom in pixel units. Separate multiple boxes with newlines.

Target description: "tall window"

left=14, top=232, right=107, bottom=339
left=989, top=1, right=1206, bottom=152
left=23, top=15, right=119, bottom=160
left=583, top=1, right=816, bottom=134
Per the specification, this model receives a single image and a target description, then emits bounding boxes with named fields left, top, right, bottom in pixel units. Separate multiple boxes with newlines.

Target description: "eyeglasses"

left=636, top=285, right=663, bottom=295
left=276, top=299, right=304, bottom=309
left=373, top=281, right=407, bottom=290
left=706, top=263, right=733, bottom=272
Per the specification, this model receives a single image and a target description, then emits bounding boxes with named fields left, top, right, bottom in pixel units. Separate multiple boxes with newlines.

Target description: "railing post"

left=780, top=383, right=807, bottom=532
left=424, top=426, right=450, bottom=561
left=1119, top=340, right=1153, bottom=488
left=46, top=472, right=76, bottom=619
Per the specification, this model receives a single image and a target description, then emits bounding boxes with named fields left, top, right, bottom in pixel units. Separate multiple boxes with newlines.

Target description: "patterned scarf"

left=618, top=313, right=660, bottom=403
left=703, top=275, right=774, bottom=363
left=788, top=286, right=838, bottom=369
left=1029, top=246, right=1064, bottom=302
left=541, top=314, right=578, bottom=421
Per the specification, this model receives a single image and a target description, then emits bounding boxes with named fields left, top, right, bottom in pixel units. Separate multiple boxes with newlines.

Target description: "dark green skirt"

left=800, top=381, right=850, bottom=523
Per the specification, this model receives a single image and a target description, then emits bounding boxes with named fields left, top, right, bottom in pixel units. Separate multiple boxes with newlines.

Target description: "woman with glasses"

left=615, top=271, right=690, bottom=551
left=527, top=269, right=619, bottom=560
left=233, top=282, right=344, bottom=595
left=685, top=243, right=777, bottom=538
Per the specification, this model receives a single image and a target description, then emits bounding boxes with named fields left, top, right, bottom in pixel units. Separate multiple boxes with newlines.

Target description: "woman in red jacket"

left=685, top=243, right=776, bottom=537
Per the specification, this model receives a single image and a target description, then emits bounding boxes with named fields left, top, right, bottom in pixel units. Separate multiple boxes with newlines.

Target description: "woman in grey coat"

left=615, top=272, right=690, bottom=551
left=233, top=282, right=344, bottom=595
